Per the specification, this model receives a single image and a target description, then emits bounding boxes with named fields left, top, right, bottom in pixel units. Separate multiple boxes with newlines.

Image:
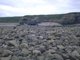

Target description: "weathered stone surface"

left=20, top=43, right=28, bottom=48
left=11, top=56, right=19, bottom=60
left=8, top=40, right=18, bottom=47
left=57, top=45, right=65, bottom=49
left=1, top=55, right=11, bottom=60
left=33, top=49, right=41, bottom=55
left=70, top=50, right=80, bottom=59
left=2, top=50, right=13, bottom=57
left=21, top=48, right=30, bottom=56
left=46, top=53, right=63, bottom=60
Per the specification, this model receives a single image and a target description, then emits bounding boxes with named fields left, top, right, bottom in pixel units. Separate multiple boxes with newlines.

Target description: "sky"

left=0, top=0, right=80, bottom=17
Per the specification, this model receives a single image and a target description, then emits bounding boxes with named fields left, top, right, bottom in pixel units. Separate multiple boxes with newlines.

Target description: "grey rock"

left=21, top=48, right=31, bottom=56
left=11, top=56, right=19, bottom=60
left=47, top=53, right=63, bottom=60
left=2, top=50, right=13, bottom=57
left=20, top=43, right=28, bottom=49
left=32, top=49, right=41, bottom=55
left=8, top=40, right=18, bottom=47
left=1, top=55, right=11, bottom=60
left=71, top=50, right=80, bottom=59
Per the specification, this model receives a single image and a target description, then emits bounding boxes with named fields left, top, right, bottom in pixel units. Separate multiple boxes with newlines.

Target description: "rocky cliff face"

left=20, top=12, right=80, bottom=25
left=61, top=12, right=80, bottom=25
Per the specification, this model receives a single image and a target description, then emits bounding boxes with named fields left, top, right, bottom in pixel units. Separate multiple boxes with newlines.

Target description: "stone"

left=57, top=45, right=65, bottom=49
left=48, top=40, right=55, bottom=44
left=33, top=50, right=41, bottom=55
left=11, top=56, right=19, bottom=60
left=53, top=54, right=63, bottom=60
left=0, top=48, right=3, bottom=54
left=47, top=53, right=63, bottom=60
left=71, top=50, right=80, bottom=59
left=62, top=53, right=69, bottom=59
left=2, top=50, right=13, bottom=57
left=47, top=49, right=56, bottom=54
left=21, top=48, right=30, bottom=56
left=8, top=40, right=18, bottom=47
left=1, top=55, right=11, bottom=60
left=37, top=45, right=46, bottom=53
left=37, top=55, right=45, bottom=60
left=20, top=43, right=28, bottom=48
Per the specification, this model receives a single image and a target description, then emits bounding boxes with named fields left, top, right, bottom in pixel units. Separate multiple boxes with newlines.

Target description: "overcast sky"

left=0, top=0, right=80, bottom=17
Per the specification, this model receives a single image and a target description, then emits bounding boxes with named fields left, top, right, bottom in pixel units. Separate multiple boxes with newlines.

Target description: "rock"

left=2, top=50, right=13, bottom=57
left=20, top=43, right=28, bottom=48
left=0, top=48, right=3, bottom=54
left=37, top=55, right=45, bottom=60
left=62, top=53, right=69, bottom=59
left=66, top=59, right=70, bottom=60
left=33, top=50, right=41, bottom=55
left=11, top=56, right=19, bottom=60
left=76, top=47, right=80, bottom=54
left=71, top=50, right=80, bottom=59
left=38, top=36, right=44, bottom=39
left=47, top=49, right=56, bottom=54
left=47, top=53, right=63, bottom=60
left=8, top=40, right=18, bottom=47
left=1, top=55, right=11, bottom=60
left=21, top=48, right=30, bottom=56
left=52, top=54, right=63, bottom=60
left=28, top=46, right=34, bottom=51
left=48, top=40, right=55, bottom=44
left=57, top=45, right=65, bottom=49
left=37, top=45, right=46, bottom=53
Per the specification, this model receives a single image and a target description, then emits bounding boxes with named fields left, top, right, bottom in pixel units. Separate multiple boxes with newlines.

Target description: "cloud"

left=0, top=0, right=80, bottom=17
